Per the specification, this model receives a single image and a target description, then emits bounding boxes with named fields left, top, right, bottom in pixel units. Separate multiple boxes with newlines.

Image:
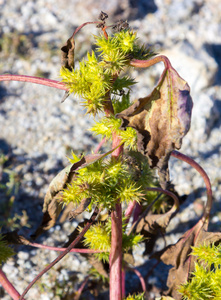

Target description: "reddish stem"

left=0, top=268, right=23, bottom=300
left=125, top=200, right=137, bottom=225
left=121, top=269, right=126, bottom=299
left=129, top=187, right=179, bottom=235
left=72, top=21, right=101, bottom=37
left=29, top=242, right=105, bottom=253
left=111, top=134, right=124, bottom=158
left=127, top=266, right=147, bottom=295
left=171, top=150, right=213, bottom=222
left=146, top=187, right=179, bottom=210
left=19, top=208, right=100, bottom=300
left=133, top=203, right=143, bottom=224
left=94, top=137, right=107, bottom=154
left=0, top=75, right=67, bottom=91
left=74, top=275, right=90, bottom=300
left=171, top=150, right=213, bottom=281
left=129, top=55, right=172, bottom=69
left=109, top=131, right=124, bottom=300
left=109, top=202, right=123, bottom=300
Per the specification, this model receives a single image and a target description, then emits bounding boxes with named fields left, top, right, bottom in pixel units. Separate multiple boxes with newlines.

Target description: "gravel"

left=0, top=0, right=221, bottom=299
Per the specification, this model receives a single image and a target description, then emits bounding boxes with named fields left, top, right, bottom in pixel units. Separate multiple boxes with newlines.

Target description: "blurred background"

left=0, top=0, right=221, bottom=299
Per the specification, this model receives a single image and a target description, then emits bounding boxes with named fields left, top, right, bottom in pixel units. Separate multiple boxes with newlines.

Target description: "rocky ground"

left=0, top=0, right=221, bottom=299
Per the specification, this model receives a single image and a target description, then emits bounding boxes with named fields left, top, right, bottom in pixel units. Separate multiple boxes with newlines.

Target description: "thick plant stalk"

left=109, top=133, right=124, bottom=300
left=109, top=202, right=123, bottom=300
left=0, top=269, right=23, bottom=300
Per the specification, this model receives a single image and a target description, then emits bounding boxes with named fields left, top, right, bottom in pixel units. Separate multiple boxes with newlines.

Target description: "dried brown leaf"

left=61, top=36, right=75, bottom=70
left=2, top=230, right=31, bottom=246
left=117, top=66, right=193, bottom=188
left=135, top=206, right=177, bottom=236
left=131, top=190, right=179, bottom=254
left=69, top=198, right=91, bottom=220
left=32, top=157, right=87, bottom=239
left=153, top=219, right=221, bottom=299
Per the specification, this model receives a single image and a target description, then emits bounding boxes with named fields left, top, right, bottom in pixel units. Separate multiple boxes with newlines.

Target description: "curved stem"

left=72, top=21, right=101, bottom=37
left=126, top=266, right=147, bottom=295
left=19, top=207, right=100, bottom=300
left=0, top=75, right=67, bottom=91
left=171, top=150, right=213, bottom=222
left=129, top=187, right=179, bottom=234
left=129, top=55, right=172, bottom=69
left=146, top=187, right=179, bottom=211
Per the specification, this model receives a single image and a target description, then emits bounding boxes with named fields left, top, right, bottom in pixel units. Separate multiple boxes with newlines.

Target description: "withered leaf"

left=134, top=204, right=178, bottom=236
left=59, top=201, right=76, bottom=223
left=32, top=156, right=89, bottom=239
left=61, top=36, right=75, bottom=70
left=153, top=219, right=221, bottom=299
left=2, top=230, right=31, bottom=246
left=132, top=195, right=178, bottom=254
left=69, top=198, right=91, bottom=220
left=123, top=252, right=135, bottom=266
left=116, top=66, right=193, bottom=189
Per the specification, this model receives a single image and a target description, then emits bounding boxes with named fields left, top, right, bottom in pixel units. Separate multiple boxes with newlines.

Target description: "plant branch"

left=28, top=242, right=106, bottom=253
left=74, top=275, right=90, bottom=300
left=72, top=21, right=101, bottom=37
left=0, top=74, right=67, bottom=91
left=126, top=266, right=147, bottom=295
left=129, top=187, right=179, bottom=234
left=129, top=55, right=172, bottom=69
left=171, top=150, right=213, bottom=222
left=19, top=207, right=100, bottom=300
left=0, top=268, right=23, bottom=300
left=125, top=200, right=137, bottom=225
left=94, top=137, right=107, bottom=154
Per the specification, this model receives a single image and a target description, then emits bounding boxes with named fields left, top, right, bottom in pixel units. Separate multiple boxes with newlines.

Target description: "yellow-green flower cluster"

left=83, top=218, right=143, bottom=263
left=124, top=292, right=145, bottom=300
left=95, top=30, right=137, bottom=75
left=60, top=28, right=154, bottom=116
left=60, top=51, right=111, bottom=114
left=90, top=116, right=137, bottom=150
left=63, top=155, right=145, bottom=209
left=179, top=243, right=221, bottom=300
